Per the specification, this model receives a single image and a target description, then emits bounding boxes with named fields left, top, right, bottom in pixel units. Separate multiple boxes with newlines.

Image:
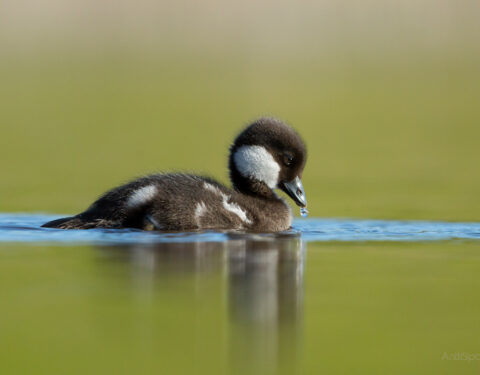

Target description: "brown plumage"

left=42, top=117, right=307, bottom=232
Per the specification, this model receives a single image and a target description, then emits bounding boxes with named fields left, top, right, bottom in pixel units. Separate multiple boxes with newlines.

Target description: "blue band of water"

left=0, top=214, right=479, bottom=245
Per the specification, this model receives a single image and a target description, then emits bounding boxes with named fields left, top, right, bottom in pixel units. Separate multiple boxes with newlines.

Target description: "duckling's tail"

left=44, top=215, right=119, bottom=229
left=41, top=216, right=85, bottom=229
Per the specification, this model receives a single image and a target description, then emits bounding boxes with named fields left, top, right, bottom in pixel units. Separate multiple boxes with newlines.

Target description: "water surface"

left=1, top=213, right=479, bottom=244
left=1, top=214, right=479, bottom=374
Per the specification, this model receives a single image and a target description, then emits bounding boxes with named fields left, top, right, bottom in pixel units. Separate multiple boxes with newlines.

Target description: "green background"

left=2, top=55, right=479, bottom=220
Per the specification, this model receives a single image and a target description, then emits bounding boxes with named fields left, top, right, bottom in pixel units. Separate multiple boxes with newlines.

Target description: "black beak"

left=280, top=177, right=307, bottom=207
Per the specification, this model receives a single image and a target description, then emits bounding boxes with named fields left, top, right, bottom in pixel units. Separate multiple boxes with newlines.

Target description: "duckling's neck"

left=229, top=164, right=278, bottom=200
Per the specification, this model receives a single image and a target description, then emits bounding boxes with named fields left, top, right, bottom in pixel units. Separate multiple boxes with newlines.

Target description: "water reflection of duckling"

left=43, top=117, right=307, bottom=232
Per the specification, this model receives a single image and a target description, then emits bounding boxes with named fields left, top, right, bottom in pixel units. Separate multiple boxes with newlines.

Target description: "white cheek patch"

left=233, top=145, right=280, bottom=189
left=127, top=185, right=157, bottom=208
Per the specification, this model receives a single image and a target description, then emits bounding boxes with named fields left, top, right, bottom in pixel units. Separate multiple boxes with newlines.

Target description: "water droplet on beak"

left=300, top=207, right=309, bottom=218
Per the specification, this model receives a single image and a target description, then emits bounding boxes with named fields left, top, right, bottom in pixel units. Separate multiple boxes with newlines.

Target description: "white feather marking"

left=203, top=182, right=252, bottom=225
left=146, top=214, right=162, bottom=230
left=233, top=145, right=280, bottom=189
left=223, top=200, right=252, bottom=224
left=194, top=201, right=207, bottom=226
left=203, top=182, right=222, bottom=195
left=127, top=185, right=157, bottom=208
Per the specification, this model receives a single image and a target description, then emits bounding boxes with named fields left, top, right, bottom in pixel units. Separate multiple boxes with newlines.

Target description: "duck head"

left=229, top=117, right=307, bottom=207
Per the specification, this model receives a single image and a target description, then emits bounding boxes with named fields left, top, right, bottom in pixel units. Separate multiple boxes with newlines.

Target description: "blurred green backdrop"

left=1, top=0, right=479, bottom=220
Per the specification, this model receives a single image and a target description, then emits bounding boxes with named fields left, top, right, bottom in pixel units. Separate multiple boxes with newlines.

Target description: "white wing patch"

left=233, top=145, right=280, bottom=189
left=194, top=201, right=207, bottom=226
left=203, top=183, right=252, bottom=225
left=222, top=200, right=251, bottom=224
left=203, top=182, right=223, bottom=195
left=127, top=185, right=157, bottom=208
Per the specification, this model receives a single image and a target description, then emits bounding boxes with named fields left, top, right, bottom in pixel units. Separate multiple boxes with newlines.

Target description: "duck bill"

left=280, top=177, right=307, bottom=207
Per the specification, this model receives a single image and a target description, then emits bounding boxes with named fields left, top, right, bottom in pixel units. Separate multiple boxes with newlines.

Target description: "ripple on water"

left=0, top=213, right=479, bottom=245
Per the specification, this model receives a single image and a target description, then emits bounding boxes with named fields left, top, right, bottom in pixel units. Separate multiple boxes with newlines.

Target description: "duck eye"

left=283, top=154, right=294, bottom=166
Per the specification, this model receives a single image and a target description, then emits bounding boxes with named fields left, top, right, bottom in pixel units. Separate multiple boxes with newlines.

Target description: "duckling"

left=42, top=117, right=307, bottom=232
